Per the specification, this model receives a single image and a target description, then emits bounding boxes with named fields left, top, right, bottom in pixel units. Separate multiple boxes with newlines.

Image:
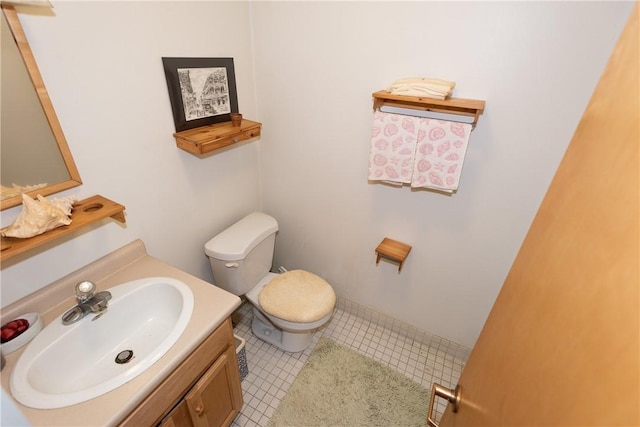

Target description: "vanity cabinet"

left=119, top=317, right=243, bottom=427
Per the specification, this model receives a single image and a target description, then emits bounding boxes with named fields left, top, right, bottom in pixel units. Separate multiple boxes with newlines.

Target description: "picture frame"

left=162, top=57, right=238, bottom=132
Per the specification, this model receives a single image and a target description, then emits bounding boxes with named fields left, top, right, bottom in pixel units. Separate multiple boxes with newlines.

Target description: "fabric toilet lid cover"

left=259, top=270, right=336, bottom=323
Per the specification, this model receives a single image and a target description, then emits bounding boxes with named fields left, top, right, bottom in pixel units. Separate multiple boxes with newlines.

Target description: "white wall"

left=0, top=1, right=633, bottom=349
left=251, top=1, right=634, bottom=347
left=1, top=1, right=260, bottom=305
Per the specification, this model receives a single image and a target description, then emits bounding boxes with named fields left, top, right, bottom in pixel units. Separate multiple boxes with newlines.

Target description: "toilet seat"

left=259, top=270, right=336, bottom=323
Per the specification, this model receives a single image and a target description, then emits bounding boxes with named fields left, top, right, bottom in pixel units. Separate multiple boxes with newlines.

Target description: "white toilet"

left=205, top=212, right=336, bottom=352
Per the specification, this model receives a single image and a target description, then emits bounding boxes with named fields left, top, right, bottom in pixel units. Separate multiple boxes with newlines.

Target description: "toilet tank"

left=204, top=212, right=279, bottom=296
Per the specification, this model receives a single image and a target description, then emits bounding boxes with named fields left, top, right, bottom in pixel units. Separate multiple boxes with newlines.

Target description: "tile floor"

left=231, top=298, right=471, bottom=427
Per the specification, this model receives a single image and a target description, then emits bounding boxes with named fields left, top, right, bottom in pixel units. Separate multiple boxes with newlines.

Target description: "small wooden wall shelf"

left=375, top=237, right=412, bottom=272
left=174, top=119, right=262, bottom=156
left=372, top=90, right=485, bottom=129
left=0, top=195, right=126, bottom=262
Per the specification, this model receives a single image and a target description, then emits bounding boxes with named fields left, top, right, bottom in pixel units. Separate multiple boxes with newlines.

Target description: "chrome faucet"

left=61, top=281, right=112, bottom=325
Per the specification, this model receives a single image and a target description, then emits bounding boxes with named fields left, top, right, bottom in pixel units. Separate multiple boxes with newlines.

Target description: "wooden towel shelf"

left=372, top=90, right=486, bottom=129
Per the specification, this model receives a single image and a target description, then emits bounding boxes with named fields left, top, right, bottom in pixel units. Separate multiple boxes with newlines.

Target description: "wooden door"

left=159, top=400, right=194, bottom=427
left=439, top=5, right=638, bottom=426
left=185, top=346, right=243, bottom=427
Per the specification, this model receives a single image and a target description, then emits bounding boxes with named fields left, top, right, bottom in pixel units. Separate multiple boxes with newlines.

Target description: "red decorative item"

left=1, top=318, right=30, bottom=343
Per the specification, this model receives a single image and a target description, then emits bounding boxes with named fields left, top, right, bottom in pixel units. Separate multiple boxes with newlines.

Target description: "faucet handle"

left=90, top=291, right=112, bottom=321
left=75, top=281, right=96, bottom=303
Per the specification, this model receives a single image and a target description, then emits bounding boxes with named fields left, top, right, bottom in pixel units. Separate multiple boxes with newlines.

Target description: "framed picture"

left=162, top=57, right=238, bottom=132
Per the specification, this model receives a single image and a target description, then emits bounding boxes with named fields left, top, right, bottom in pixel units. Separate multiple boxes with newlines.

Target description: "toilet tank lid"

left=205, top=212, right=279, bottom=261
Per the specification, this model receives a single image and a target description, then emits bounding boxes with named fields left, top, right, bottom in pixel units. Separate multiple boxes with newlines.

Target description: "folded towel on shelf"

left=389, top=77, right=455, bottom=87
left=387, top=77, right=456, bottom=100
left=368, top=111, right=421, bottom=184
left=411, top=119, right=472, bottom=193
left=388, top=87, right=448, bottom=99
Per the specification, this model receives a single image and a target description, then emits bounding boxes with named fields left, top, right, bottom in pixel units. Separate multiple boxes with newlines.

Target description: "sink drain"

left=115, top=349, right=134, bottom=364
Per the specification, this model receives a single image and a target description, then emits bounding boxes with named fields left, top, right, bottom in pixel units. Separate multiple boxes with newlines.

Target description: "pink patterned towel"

left=368, top=111, right=421, bottom=184
left=411, top=119, right=471, bottom=192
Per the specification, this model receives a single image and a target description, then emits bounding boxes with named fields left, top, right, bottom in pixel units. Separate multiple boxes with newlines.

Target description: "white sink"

left=10, top=277, right=194, bottom=409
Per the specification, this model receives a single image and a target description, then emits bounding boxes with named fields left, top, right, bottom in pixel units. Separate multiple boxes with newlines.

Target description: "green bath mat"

left=268, top=337, right=429, bottom=427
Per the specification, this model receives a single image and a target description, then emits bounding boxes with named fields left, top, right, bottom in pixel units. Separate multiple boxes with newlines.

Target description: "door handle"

left=427, top=383, right=461, bottom=427
left=194, top=403, right=205, bottom=416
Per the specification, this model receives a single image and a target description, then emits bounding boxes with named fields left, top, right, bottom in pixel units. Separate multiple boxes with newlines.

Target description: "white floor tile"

left=231, top=298, right=470, bottom=426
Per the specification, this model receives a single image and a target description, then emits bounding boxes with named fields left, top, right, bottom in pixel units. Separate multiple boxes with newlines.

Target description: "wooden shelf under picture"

left=173, top=119, right=262, bottom=156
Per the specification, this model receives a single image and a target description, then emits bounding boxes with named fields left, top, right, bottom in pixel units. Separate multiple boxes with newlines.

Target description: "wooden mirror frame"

left=1, top=5, right=81, bottom=210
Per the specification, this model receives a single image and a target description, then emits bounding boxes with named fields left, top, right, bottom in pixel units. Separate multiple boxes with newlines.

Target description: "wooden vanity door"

left=185, top=345, right=243, bottom=427
left=159, top=401, right=193, bottom=427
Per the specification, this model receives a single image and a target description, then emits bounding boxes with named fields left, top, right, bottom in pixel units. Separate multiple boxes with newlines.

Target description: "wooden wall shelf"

left=372, top=90, right=485, bottom=129
left=173, top=119, right=262, bottom=156
left=375, top=237, right=412, bottom=272
left=0, top=195, right=126, bottom=263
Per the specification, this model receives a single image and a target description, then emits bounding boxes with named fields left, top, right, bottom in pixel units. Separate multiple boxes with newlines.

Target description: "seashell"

left=38, top=194, right=76, bottom=217
left=0, top=194, right=77, bottom=239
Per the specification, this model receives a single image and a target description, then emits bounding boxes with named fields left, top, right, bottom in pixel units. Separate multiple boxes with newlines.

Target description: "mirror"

left=1, top=5, right=81, bottom=210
